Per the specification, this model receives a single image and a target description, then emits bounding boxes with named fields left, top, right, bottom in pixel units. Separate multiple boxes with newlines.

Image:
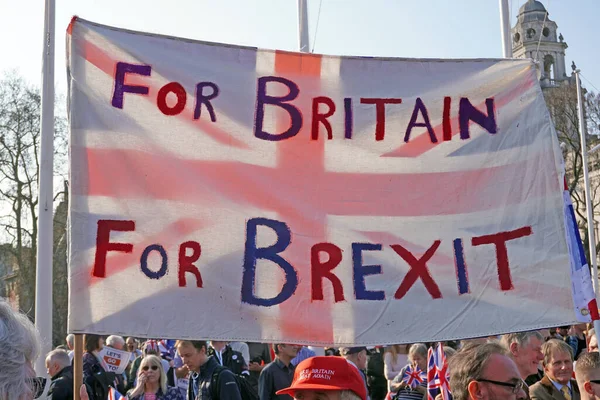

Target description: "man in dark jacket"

left=366, top=347, right=387, bottom=400
left=209, top=341, right=248, bottom=375
left=176, top=340, right=242, bottom=400
left=46, top=349, right=74, bottom=400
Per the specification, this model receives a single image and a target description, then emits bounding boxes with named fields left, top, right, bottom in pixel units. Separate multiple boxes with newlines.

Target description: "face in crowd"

left=589, top=335, right=598, bottom=353
left=278, top=344, right=302, bottom=359
left=512, top=336, right=544, bottom=378
left=544, top=350, right=573, bottom=385
left=139, top=356, right=162, bottom=386
left=177, top=342, right=208, bottom=373
left=126, top=337, right=137, bottom=352
left=471, top=353, right=526, bottom=400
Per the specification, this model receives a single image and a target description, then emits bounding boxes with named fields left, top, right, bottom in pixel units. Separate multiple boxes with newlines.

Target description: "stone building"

left=511, top=0, right=573, bottom=88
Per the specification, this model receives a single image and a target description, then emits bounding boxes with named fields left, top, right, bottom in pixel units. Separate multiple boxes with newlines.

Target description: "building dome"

left=518, top=0, right=548, bottom=23
left=519, top=0, right=547, bottom=14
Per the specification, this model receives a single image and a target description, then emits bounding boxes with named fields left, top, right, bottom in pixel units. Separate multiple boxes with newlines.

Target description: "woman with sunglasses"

left=127, top=355, right=183, bottom=400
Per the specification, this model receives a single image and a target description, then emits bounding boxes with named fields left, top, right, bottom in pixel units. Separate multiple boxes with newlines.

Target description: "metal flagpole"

left=576, top=69, right=600, bottom=331
left=499, top=0, right=512, bottom=58
left=298, top=0, right=310, bottom=53
left=34, top=0, right=55, bottom=377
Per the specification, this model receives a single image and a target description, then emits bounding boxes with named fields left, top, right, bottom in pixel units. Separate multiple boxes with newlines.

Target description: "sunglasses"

left=142, top=365, right=159, bottom=371
left=29, top=377, right=47, bottom=399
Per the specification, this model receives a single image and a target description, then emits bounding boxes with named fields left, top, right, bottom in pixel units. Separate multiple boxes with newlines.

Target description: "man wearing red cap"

left=276, top=356, right=367, bottom=400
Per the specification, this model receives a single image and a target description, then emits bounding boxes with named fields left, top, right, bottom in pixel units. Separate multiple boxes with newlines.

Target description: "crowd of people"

left=3, top=298, right=600, bottom=400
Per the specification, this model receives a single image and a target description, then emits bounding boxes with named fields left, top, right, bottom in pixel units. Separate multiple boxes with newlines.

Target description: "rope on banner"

left=311, top=0, right=323, bottom=53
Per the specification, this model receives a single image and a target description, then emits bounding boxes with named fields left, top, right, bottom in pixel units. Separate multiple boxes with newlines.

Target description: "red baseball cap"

left=276, top=356, right=367, bottom=400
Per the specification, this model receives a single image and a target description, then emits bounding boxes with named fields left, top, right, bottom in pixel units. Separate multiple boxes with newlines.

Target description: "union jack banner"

left=401, top=364, right=424, bottom=389
left=427, top=344, right=451, bottom=400
left=67, top=17, right=597, bottom=345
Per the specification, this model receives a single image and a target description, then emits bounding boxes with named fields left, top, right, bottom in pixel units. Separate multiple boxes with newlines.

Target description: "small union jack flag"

left=401, top=364, right=425, bottom=388
left=108, top=387, right=125, bottom=400
left=427, top=343, right=451, bottom=400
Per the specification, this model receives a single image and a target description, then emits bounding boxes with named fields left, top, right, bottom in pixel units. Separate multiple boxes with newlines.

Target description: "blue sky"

left=1, top=0, right=599, bottom=96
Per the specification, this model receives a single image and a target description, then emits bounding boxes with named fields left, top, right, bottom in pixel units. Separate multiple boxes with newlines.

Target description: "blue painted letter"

left=352, top=243, right=385, bottom=300
left=254, top=76, right=302, bottom=141
left=140, top=244, right=168, bottom=280
left=111, top=62, right=151, bottom=109
left=242, top=217, right=298, bottom=306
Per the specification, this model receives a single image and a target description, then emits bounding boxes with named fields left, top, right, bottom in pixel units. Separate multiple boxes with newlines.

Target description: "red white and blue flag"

left=66, top=17, right=597, bottom=345
left=401, top=364, right=425, bottom=389
left=108, top=388, right=125, bottom=400
left=427, top=344, right=451, bottom=400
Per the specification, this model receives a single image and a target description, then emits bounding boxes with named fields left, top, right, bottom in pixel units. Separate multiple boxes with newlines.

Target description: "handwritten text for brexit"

left=111, top=62, right=498, bottom=142
left=93, top=219, right=532, bottom=307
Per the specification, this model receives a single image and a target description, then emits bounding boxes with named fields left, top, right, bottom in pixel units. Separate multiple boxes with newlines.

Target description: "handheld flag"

left=401, top=364, right=424, bottom=388
left=108, top=387, right=125, bottom=400
left=427, top=343, right=451, bottom=400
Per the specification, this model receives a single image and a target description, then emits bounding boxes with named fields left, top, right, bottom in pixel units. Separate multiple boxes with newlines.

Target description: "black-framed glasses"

left=590, top=380, right=600, bottom=384
left=142, top=365, right=159, bottom=371
left=29, top=377, right=47, bottom=399
left=477, top=378, right=524, bottom=394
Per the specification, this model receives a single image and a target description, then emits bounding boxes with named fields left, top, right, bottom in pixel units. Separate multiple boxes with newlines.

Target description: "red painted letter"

left=178, top=241, right=203, bottom=288
left=157, top=82, right=187, bottom=116
left=471, top=226, right=532, bottom=291
left=311, top=243, right=345, bottom=302
left=392, top=241, right=442, bottom=299
left=311, top=96, right=336, bottom=140
left=360, top=98, right=403, bottom=141
left=93, top=220, right=135, bottom=278
left=443, top=96, right=452, bottom=141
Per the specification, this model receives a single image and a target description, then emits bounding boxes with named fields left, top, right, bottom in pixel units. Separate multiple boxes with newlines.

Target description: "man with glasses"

left=575, top=351, right=600, bottom=400
left=449, top=342, right=527, bottom=400
left=530, top=339, right=580, bottom=400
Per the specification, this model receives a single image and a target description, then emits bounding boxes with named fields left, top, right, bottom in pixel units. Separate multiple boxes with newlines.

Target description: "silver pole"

left=298, top=0, right=310, bottom=53
left=499, top=0, right=512, bottom=58
left=34, top=0, right=55, bottom=377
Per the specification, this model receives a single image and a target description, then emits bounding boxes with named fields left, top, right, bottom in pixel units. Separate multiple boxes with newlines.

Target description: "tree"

left=0, top=72, right=67, bottom=327
left=544, top=82, right=600, bottom=263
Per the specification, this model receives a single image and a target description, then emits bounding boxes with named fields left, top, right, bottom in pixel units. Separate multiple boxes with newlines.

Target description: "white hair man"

left=105, top=335, right=127, bottom=393
left=65, top=333, right=75, bottom=362
left=46, top=349, right=73, bottom=400
left=106, top=335, right=126, bottom=351
left=340, top=347, right=370, bottom=399
left=575, top=351, right=600, bottom=400
left=502, top=331, right=545, bottom=381
left=530, top=339, right=580, bottom=400
left=0, top=299, right=44, bottom=399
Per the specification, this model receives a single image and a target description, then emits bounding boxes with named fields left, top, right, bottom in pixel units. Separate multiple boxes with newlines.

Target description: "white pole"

left=298, top=0, right=310, bottom=53
left=34, top=0, right=55, bottom=377
left=576, top=70, right=600, bottom=331
left=499, top=0, right=512, bottom=58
